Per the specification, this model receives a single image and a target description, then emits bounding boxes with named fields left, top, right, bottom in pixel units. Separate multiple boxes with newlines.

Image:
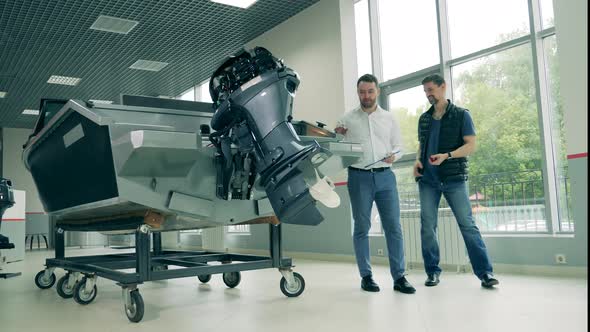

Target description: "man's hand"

left=335, top=126, right=348, bottom=135
left=428, top=153, right=449, bottom=166
left=383, top=154, right=396, bottom=164
left=413, top=160, right=423, bottom=177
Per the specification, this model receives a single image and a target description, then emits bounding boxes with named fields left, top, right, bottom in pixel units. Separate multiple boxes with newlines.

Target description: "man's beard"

left=427, top=96, right=438, bottom=105
left=361, top=99, right=376, bottom=109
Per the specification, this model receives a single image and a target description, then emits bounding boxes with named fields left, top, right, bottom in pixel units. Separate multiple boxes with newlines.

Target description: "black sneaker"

left=393, top=276, right=416, bottom=294
left=425, top=273, right=440, bottom=287
left=361, top=275, right=380, bottom=292
left=481, top=274, right=499, bottom=288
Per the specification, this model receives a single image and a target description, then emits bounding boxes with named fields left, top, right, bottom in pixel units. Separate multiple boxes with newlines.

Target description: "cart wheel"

left=198, top=274, right=212, bottom=283
left=280, top=272, right=305, bottom=297
left=73, top=277, right=97, bottom=305
left=222, top=272, right=241, bottom=288
left=56, top=274, right=75, bottom=298
left=34, top=270, right=56, bottom=289
left=124, top=290, right=144, bottom=323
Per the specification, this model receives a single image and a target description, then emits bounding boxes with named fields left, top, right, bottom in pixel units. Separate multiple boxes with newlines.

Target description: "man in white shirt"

left=335, top=74, right=415, bottom=294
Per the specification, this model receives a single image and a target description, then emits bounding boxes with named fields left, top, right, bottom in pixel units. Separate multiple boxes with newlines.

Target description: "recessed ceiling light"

left=22, top=109, right=39, bottom=115
left=90, top=15, right=139, bottom=34
left=210, top=0, right=258, bottom=9
left=88, top=99, right=114, bottom=104
left=0, top=91, right=6, bottom=98
left=129, top=59, right=169, bottom=72
left=47, top=75, right=81, bottom=86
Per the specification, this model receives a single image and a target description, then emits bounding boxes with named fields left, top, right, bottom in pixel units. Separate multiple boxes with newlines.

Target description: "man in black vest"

left=413, top=74, right=499, bottom=288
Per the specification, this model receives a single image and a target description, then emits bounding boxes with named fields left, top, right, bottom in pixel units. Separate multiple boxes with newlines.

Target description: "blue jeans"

left=418, top=179, right=493, bottom=279
left=348, top=168, right=405, bottom=281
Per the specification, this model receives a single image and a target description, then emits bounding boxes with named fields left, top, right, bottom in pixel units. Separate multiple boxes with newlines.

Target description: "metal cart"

left=34, top=223, right=304, bottom=323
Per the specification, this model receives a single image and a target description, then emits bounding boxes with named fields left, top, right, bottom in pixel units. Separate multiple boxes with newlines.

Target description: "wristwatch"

left=447, top=152, right=452, bottom=159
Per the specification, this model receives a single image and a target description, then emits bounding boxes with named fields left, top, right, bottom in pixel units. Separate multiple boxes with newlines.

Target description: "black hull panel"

left=27, top=111, right=119, bottom=212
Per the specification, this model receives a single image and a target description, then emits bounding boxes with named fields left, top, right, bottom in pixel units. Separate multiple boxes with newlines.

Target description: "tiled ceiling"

left=0, top=0, right=319, bottom=128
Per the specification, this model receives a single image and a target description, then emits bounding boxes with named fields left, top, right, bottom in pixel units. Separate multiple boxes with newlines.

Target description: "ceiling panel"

left=0, top=0, right=319, bottom=128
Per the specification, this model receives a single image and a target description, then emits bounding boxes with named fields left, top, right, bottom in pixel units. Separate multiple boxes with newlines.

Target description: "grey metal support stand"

left=152, top=232, right=162, bottom=256
left=55, top=228, right=65, bottom=259
left=269, top=224, right=282, bottom=267
left=135, top=226, right=151, bottom=282
left=34, top=219, right=305, bottom=322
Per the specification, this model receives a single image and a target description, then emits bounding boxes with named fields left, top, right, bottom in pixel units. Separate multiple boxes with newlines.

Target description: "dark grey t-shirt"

left=422, top=111, right=476, bottom=182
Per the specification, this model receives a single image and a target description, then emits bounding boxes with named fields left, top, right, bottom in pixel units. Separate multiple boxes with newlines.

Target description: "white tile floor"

left=0, top=248, right=587, bottom=332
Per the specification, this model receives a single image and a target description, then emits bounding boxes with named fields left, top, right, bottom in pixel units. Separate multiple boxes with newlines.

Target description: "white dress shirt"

left=337, top=105, right=403, bottom=169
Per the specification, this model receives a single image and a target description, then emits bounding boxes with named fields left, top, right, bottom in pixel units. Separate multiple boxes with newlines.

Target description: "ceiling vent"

left=90, top=15, right=139, bottom=34
left=129, top=60, right=169, bottom=72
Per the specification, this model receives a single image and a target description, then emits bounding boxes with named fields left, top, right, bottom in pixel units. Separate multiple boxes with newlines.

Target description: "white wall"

left=246, top=0, right=353, bottom=129
left=553, top=0, right=588, bottom=156
left=551, top=0, right=588, bottom=267
left=2, top=128, right=44, bottom=213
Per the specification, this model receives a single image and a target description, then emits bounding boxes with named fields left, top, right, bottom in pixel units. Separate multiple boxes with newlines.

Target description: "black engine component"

left=208, top=47, right=323, bottom=225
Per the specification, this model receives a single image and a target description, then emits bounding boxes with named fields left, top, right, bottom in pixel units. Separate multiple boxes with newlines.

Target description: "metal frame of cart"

left=33, top=223, right=305, bottom=323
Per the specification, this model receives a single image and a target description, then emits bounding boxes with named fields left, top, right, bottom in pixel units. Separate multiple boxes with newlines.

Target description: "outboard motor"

left=209, top=47, right=329, bottom=226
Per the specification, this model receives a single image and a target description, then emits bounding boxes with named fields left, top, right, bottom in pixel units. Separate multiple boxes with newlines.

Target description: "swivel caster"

left=123, top=288, right=144, bottom=323
left=56, top=272, right=79, bottom=298
left=222, top=272, right=241, bottom=288
left=198, top=274, right=212, bottom=283
left=73, top=276, right=98, bottom=305
left=34, top=269, right=56, bottom=289
left=279, top=271, right=305, bottom=297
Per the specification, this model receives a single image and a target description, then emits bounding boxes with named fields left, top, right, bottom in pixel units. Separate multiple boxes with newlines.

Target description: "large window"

left=354, top=0, right=570, bottom=234
left=452, top=45, right=540, bottom=177
left=197, top=80, right=213, bottom=103
left=377, top=0, right=439, bottom=81
left=446, top=0, right=530, bottom=58
left=452, top=45, right=548, bottom=232
left=179, top=224, right=251, bottom=237
left=177, top=87, right=195, bottom=101
left=354, top=0, right=372, bottom=76
left=387, top=86, right=430, bottom=154
left=539, top=0, right=554, bottom=29
left=176, top=81, right=212, bottom=103
left=543, top=35, right=572, bottom=232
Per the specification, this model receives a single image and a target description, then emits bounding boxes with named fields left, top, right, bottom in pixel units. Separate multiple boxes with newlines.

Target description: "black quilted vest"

left=418, top=100, right=469, bottom=182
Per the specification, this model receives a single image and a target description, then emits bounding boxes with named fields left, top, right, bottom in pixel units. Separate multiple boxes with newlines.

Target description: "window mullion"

left=368, top=0, right=383, bottom=82
left=528, top=0, right=559, bottom=234
left=436, top=0, right=453, bottom=98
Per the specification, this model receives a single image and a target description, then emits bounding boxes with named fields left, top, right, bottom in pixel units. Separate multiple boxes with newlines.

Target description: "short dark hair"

left=421, top=74, right=445, bottom=86
left=357, top=73, right=379, bottom=87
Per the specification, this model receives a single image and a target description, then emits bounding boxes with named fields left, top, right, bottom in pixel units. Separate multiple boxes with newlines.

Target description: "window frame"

left=357, top=0, right=567, bottom=235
